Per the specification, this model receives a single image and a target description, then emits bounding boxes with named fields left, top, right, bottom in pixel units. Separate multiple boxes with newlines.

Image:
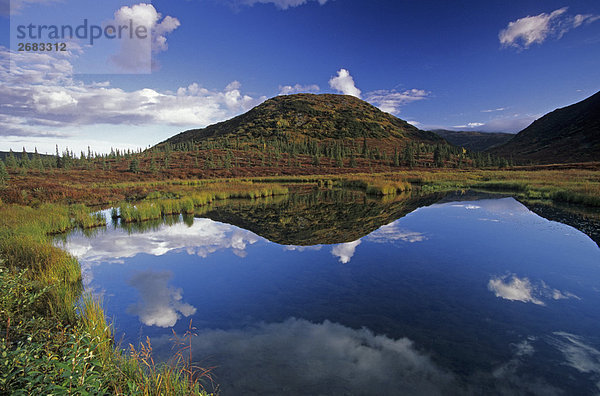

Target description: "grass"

left=0, top=190, right=237, bottom=394
left=112, top=183, right=289, bottom=223
left=0, top=166, right=598, bottom=394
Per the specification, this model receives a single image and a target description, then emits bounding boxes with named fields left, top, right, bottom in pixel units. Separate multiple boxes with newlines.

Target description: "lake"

left=58, top=189, right=600, bottom=395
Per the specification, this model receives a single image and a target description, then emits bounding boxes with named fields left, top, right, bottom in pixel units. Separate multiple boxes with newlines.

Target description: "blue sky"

left=1, top=0, right=599, bottom=154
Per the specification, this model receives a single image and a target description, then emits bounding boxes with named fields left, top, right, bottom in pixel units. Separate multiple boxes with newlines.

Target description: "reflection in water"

left=366, top=222, right=427, bottom=243
left=331, top=240, right=361, bottom=263
left=69, top=218, right=259, bottom=263
left=59, top=190, right=600, bottom=395
left=152, top=318, right=455, bottom=396
left=549, top=332, right=600, bottom=390
left=127, top=271, right=196, bottom=328
left=62, top=218, right=259, bottom=287
left=488, top=274, right=579, bottom=306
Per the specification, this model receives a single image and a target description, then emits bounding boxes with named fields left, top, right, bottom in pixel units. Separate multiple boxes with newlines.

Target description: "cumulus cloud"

left=241, top=0, right=328, bottom=10
left=329, top=69, right=361, bottom=98
left=499, top=7, right=600, bottom=50
left=127, top=271, right=196, bottom=327
left=152, top=318, right=454, bottom=395
left=0, top=47, right=266, bottom=138
left=331, top=240, right=361, bottom=263
left=110, top=3, right=181, bottom=72
left=488, top=274, right=579, bottom=306
left=366, top=88, right=429, bottom=114
left=278, top=83, right=320, bottom=95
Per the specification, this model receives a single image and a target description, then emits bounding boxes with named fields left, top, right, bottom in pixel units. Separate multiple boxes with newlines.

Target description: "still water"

left=59, top=190, right=600, bottom=395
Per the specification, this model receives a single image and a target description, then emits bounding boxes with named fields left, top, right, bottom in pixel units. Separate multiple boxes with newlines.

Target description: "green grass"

left=0, top=199, right=217, bottom=394
left=0, top=169, right=597, bottom=394
left=113, top=183, right=290, bottom=223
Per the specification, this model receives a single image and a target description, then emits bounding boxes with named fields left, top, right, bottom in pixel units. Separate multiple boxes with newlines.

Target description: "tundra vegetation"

left=0, top=147, right=598, bottom=394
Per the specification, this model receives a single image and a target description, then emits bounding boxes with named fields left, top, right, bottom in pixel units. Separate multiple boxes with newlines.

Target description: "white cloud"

left=488, top=274, right=579, bottom=306
left=242, top=0, right=328, bottom=10
left=278, top=84, right=320, bottom=95
left=127, top=270, right=196, bottom=328
left=61, top=218, right=260, bottom=287
left=481, top=107, right=506, bottom=113
left=451, top=204, right=481, bottom=210
left=110, top=3, right=180, bottom=72
left=152, top=318, right=454, bottom=395
left=331, top=240, right=361, bottom=263
left=550, top=333, right=600, bottom=379
left=499, top=7, right=600, bottom=50
left=0, top=47, right=266, bottom=140
left=367, top=222, right=427, bottom=243
left=488, top=274, right=545, bottom=305
left=366, top=88, right=429, bottom=114
left=452, top=122, right=485, bottom=129
left=447, top=114, right=538, bottom=133
left=329, top=69, right=361, bottom=98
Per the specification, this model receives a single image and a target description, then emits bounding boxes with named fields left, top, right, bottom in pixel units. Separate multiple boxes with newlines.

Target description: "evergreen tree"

left=20, top=147, right=30, bottom=168
left=6, top=150, right=18, bottom=168
left=0, top=160, right=8, bottom=185
left=150, top=157, right=157, bottom=174
left=350, top=152, right=357, bottom=168
left=433, top=146, right=444, bottom=167
left=129, top=158, right=140, bottom=173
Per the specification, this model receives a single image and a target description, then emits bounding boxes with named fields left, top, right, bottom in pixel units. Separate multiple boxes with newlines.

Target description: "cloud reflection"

left=62, top=218, right=260, bottom=286
left=153, top=318, right=454, bottom=395
left=488, top=274, right=579, bottom=305
left=127, top=271, right=196, bottom=328
left=331, top=240, right=361, bottom=263
left=65, top=218, right=259, bottom=263
left=367, top=222, right=427, bottom=243
left=550, top=332, right=600, bottom=386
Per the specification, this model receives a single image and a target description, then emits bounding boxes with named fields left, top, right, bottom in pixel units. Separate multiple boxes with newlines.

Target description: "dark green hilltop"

left=490, top=90, right=600, bottom=164
left=160, top=93, right=444, bottom=146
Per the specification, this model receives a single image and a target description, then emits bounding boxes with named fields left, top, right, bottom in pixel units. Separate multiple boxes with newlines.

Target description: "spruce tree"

left=0, top=160, right=9, bottom=185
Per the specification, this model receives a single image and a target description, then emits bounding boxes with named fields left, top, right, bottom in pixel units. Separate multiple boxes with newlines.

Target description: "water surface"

left=59, top=191, right=600, bottom=395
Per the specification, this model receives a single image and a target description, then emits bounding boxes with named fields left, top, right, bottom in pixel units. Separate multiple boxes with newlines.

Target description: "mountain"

left=489, top=91, right=600, bottom=163
left=431, top=130, right=514, bottom=152
left=160, top=93, right=444, bottom=147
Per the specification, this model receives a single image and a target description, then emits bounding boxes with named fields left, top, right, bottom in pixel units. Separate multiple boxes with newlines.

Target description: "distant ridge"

left=490, top=91, right=600, bottom=163
left=431, top=130, right=514, bottom=152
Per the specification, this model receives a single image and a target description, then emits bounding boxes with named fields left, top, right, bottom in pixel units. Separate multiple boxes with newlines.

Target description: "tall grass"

left=113, top=184, right=290, bottom=223
left=0, top=202, right=213, bottom=395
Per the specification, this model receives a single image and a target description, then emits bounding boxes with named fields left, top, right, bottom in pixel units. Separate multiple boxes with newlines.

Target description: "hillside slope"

left=431, top=130, right=514, bottom=152
left=160, top=93, right=444, bottom=146
left=490, top=91, right=600, bottom=163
